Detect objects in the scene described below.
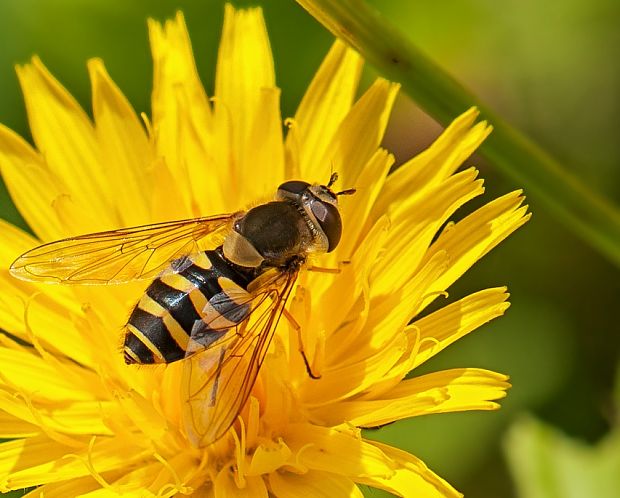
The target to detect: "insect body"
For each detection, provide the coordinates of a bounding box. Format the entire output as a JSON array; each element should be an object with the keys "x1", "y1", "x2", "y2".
[
  {"x1": 123, "y1": 247, "x2": 256, "y2": 365},
  {"x1": 10, "y1": 174, "x2": 354, "y2": 446}
]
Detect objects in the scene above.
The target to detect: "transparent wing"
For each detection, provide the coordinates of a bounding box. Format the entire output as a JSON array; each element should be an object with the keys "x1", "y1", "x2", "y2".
[
  {"x1": 9, "y1": 214, "x2": 238, "y2": 284},
  {"x1": 182, "y1": 268, "x2": 299, "y2": 448}
]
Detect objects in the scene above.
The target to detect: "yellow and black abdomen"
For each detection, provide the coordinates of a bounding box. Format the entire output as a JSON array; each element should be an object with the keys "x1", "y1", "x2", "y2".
[{"x1": 123, "y1": 248, "x2": 256, "y2": 364}]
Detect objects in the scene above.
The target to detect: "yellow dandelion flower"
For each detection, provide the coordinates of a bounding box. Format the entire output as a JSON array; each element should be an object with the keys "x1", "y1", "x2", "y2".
[{"x1": 0, "y1": 6, "x2": 530, "y2": 498}]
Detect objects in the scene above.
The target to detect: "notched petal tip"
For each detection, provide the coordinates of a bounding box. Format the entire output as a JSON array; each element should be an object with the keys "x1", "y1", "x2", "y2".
[
  {"x1": 444, "y1": 106, "x2": 481, "y2": 134},
  {"x1": 86, "y1": 57, "x2": 105, "y2": 76}
]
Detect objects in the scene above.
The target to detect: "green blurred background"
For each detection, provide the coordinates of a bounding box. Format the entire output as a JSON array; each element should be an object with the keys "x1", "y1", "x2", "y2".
[{"x1": 0, "y1": 1, "x2": 618, "y2": 497}]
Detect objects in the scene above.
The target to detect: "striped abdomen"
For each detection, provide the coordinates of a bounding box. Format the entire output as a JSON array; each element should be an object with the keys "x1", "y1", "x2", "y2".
[{"x1": 124, "y1": 248, "x2": 257, "y2": 364}]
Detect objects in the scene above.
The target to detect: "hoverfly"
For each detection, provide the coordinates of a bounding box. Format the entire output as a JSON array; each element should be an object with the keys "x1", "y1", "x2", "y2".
[{"x1": 10, "y1": 173, "x2": 355, "y2": 447}]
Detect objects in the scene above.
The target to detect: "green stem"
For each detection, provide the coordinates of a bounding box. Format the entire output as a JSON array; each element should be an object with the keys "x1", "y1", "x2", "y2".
[{"x1": 297, "y1": 0, "x2": 620, "y2": 267}]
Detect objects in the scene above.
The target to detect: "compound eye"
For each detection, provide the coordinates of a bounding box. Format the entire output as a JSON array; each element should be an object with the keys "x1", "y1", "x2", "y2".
[
  {"x1": 278, "y1": 180, "x2": 310, "y2": 195},
  {"x1": 311, "y1": 201, "x2": 342, "y2": 252}
]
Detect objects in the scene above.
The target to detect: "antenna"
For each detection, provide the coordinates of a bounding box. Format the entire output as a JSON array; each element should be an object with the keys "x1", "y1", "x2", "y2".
[
  {"x1": 327, "y1": 171, "x2": 338, "y2": 188},
  {"x1": 336, "y1": 188, "x2": 356, "y2": 196}
]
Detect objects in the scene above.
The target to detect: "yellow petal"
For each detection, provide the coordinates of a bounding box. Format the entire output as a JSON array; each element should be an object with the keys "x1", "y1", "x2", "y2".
[
  {"x1": 215, "y1": 5, "x2": 275, "y2": 190},
  {"x1": 27, "y1": 457, "x2": 197, "y2": 497},
  {"x1": 70, "y1": 456, "x2": 197, "y2": 497},
  {"x1": 410, "y1": 287, "x2": 511, "y2": 369},
  {"x1": 216, "y1": 5, "x2": 275, "y2": 114},
  {"x1": 0, "y1": 223, "x2": 124, "y2": 370},
  {"x1": 309, "y1": 216, "x2": 389, "y2": 363},
  {"x1": 88, "y1": 58, "x2": 153, "y2": 226},
  {"x1": 372, "y1": 107, "x2": 491, "y2": 218},
  {"x1": 317, "y1": 368, "x2": 509, "y2": 427},
  {"x1": 0, "y1": 437, "x2": 150, "y2": 489},
  {"x1": 387, "y1": 368, "x2": 509, "y2": 411},
  {"x1": 269, "y1": 470, "x2": 363, "y2": 498},
  {"x1": 301, "y1": 252, "x2": 448, "y2": 409},
  {"x1": 357, "y1": 441, "x2": 462, "y2": 498},
  {"x1": 305, "y1": 214, "x2": 388, "y2": 344},
  {"x1": 149, "y1": 157, "x2": 193, "y2": 221},
  {"x1": 316, "y1": 79, "x2": 399, "y2": 187},
  {"x1": 214, "y1": 467, "x2": 267, "y2": 498},
  {"x1": 336, "y1": 148, "x2": 394, "y2": 259},
  {"x1": 0, "y1": 219, "x2": 38, "y2": 265},
  {"x1": 418, "y1": 191, "x2": 530, "y2": 312},
  {"x1": 16, "y1": 57, "x2": 118, "y2": 231},
  {"x1": 366, "y1": 251, "x2": 449, "y2": 348},
  {"x1": 22, "y1": 475, "x2": 105, "y2": 497},
  {"x1": 302, "y1": 148, "x2": 394, "y2": 329},
  {"x1": 0, "y1": 436, "x2": 78, "y2": 491},
  {"x1": 0, "y1": 348, "x2": 105, "y2": 402},
  {"x1": 284, "y1": 424, "x2": 395, "y2": 479},
  {"x1": 370, "y1": 167, "x2": 484, "y2": 295},
  {"x1": 371, "y1": 287, "x2": 511, "y2": 393},
  {"x1": 301, "y1": 330, "x2": 405, "y2": 407},
  {"x1": 241, "y1": 87, "x2": 285, "y2": 203},
  {"x1": 246, "y1": 438, "x2": 292, "y2": 476},
  {"x1": 0, "y1": 411, "x2": 39, "y2": 438},
  {"x1": 286, "y1": 40, "x2": 362, "y2": 179},
  {"x1": 187, "y1": 485, "x2": 215, "y2": 498},
  {"x1": 118, "y1": 453, "x2": 198, "y2": 497},
  {"x1": 0, "y1": 392, "x2": 114, "y2": 437},
  {"x1": 112, "y1": 389, "x2": 171, "y2": 443},
  {"x1": 0, "y1": 281, "x2": 97, "y2": 369},
  {"x1": 0, "y1": 125, "x2": 66, "y2": 240},
  {"x1": 149, "y1": 13, "x2": 219, "y2": 216},
  {"x1": 0, "y1": 224, "x2": 125, "y2": 372},
  {"x1": 83, "y1": 488, "x2": 157, "y2": 498}
]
